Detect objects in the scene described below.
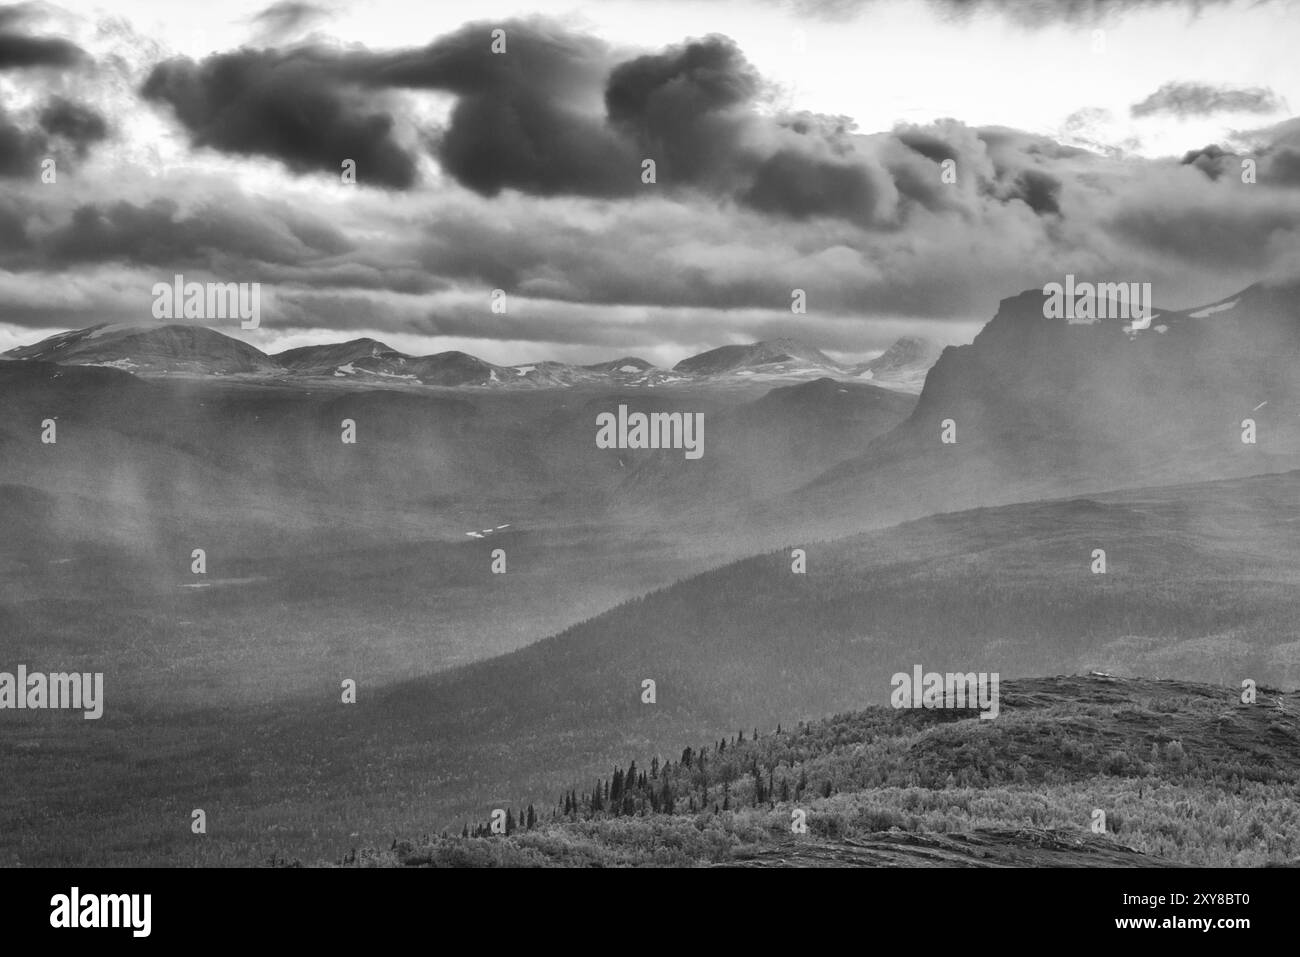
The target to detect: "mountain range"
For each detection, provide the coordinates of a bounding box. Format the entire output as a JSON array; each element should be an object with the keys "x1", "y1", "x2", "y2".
[{"x1": 4, "y1": 325, "x2": 942, "y2": 393}]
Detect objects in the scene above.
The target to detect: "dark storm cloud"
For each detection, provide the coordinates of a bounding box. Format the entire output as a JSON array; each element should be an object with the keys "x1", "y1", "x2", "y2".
[
  {"x1": 38, "y1": 97, "x2": 107, "y2": 155},
  {"x1": 1180, "y1": 143, "x2": 1234, "y2": 179},
  {"x1": 0, "y1": 31, "x2": 86, "y2": 69},
  {"x1": 0, "y1": 111, "x2": 44, "y2": 176},
  {"x1": 140, "y1": 23, "x2": 909, "y2": 221},
  {"x1": 1132, "y1": 82, "x2": 1285, "y2": 119},
  {"x1": 141, "y1": 49, "x2": 420, "y2": 189},
  {"x1": 1181, "y1": 121, "x2": 1300, "y2": 187},
  {"x1": 0, "y1": 3, "x2": 89, "y2": 69},
  {"x1": 376, "y1": 19, "x2": 635, "y2": 197},
  {"x1": 744, "y1": 150, "x2": 889, "y2": 220},
  {"x1": 0, "y1": 95, "x2": 107, "y2": 176},
  {"x1": 1111, "y1": 198, "x2": 1300, "y2": 268},
  {"x1": 140, "y1": 19, "x2": 632, "y2": 194},
  {"x1": 604, "y1": 32, "x2": 760, "y2": 187},
  {"x1": 35, "y1": 197, "x2": 352, "y2": 269},
  {"x1": 1004, "y1": 168, "x2": 1062, "y2": 215}
]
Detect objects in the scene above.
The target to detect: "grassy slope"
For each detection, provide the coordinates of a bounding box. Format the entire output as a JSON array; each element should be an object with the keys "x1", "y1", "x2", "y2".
[{"x1": 363, "y1": 675, "x2": 1300, "y2": 868}]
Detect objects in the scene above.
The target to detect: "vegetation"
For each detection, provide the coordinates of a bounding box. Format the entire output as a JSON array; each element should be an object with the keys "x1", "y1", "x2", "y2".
[{"x1": 338, "y1": 676, "x2": 1300, "y2": 867}]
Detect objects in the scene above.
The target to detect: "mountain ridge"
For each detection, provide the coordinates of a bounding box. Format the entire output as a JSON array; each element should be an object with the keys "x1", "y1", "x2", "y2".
[{"x1": 3, "y1": 325, "x2": 941, "y2": 392}]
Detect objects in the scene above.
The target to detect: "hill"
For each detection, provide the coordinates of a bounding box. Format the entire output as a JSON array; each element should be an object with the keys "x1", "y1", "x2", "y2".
[
  {"x1": 848, "y1": 335, "x2": 944, "y2": 393},
  {"x1": 613, "y1": 376, "x2": 916, "y2": 502},
  {"x1": 341, "y1": 675, "x2": 1300, "y2": 867},
  {"x1": 6, "y1": 323, "x2": 278, "y2": 374},
  {"x1": 673, "y1": 337, "x2": 842, "y2": 377}
]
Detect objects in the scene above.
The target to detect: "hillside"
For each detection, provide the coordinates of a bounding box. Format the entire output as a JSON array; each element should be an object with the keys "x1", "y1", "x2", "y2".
[
  {"x1": 745, "y1": 279, "x2": 1300, "y2": 544},
  {"x1": 849, "y1": 335, "x2": 944, "y2": 393},
  {"x1": 613, "y1": 376, "x2": 917, "y2": 502},
  {"x1": 338, "y1": 675, "x2": 1300, "y2": 867},
  {"x1": 673, "y1": 337, "x2": 841, "y2": 376},
  {"x1": 6, "y1": 323, "x2": 279, "y2": 374}
]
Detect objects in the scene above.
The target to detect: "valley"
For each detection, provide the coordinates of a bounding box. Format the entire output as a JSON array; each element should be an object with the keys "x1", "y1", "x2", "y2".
[{"x1": 3, "y1": 281, "x2": 1300, "y2": 867}]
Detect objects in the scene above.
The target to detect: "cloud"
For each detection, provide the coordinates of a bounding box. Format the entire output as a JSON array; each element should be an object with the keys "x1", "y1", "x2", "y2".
[
  {"x1": 141, "y1": 49, "x2": 420, "y2": 189},
  {"x1": 0, "y1": 4, "x2": 90, "y2": 70},
  {"x1": 38, "y1": 96, "x2": 107, "y2": 155},
  {"x1": 249, "y1": 2, "x2": 331, "y2": 44},
  {"x1": 2, "y1": 16, "x2": 1298, "y2": 359},
  {"x1": 781, "y1": 0, "x2": 1259, "y2": 25},
  {"x1": 0, "y1": 110, "x2": 44, "y2": 176},
  {"x1": 136, "y1": 23, "x2": 1068, "y2": 228},
  {"x1": 1181, "y1": 120, "x2": 1300, "y2": 187},
  {"x1": 1131, "y1": 81, "x2": 1286, "y2": 119},
  {"x1": 0, "y1": 94, "x2": 107, "y2": 176},
  {"x1": 31, "y1": 195, "x2": 352, "y2": 270}
]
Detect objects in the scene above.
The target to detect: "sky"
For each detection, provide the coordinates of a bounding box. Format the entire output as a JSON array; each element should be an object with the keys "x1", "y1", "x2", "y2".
[{"x1": 0, "y1": 0, "x2": 1298, "y2": 365}]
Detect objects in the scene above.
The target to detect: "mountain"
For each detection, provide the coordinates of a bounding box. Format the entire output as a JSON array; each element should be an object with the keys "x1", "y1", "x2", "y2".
[
  {"x1": 673, "y1": 337, "x2": 842, "y2": 377},
  {"x1": 757, "y1": 280, "x2": 1300, "y2": 544},
  {"x1": 4, "y1": 326, "x2": 929, "y2": 393},
  {"x1": 273, "y1": 337, "x2": 404, "y2": 373},
  {"x1": 613, "y1": 377, "x2": 916, "y2": 502},
  {"x1": 361, "y1": 675, "x2": 1297, "y2": 867},
  {"x1": 849, "y1": 335, "x2": 944, "y2": 392},
  {"x1": 5, "y1": 322, "x2": 278, "y2": 374}
]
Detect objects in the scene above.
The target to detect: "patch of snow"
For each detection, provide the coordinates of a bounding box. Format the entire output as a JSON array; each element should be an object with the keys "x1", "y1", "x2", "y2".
[
  {"x1": 733, "y1": 369, "x2": 754, "y2": 376},
  {"x1": 90, "y1": 358, "x2": 139, "y2": 370},
  {"x1": 514, "y1": 365, "x2": 535, "y2": 375},
  {"x1": 466, "y1": 531, "x2": 484, "y2": 538},
  {"x1": 495, "y1": 524, "x2": 510, "y2": 529},
  {"x1": 618, "y1": 365, "x2": 640, "y2": 373},
  {"x1": 1188, "y1": 298, "x2": 1238, "y2": 319},
  {"x1": 335, "y1": 362, "x2": 357, "y2": 375},
  {"x1": 1154, "y1": 324, "x2": 1169, "y2": 334}
]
